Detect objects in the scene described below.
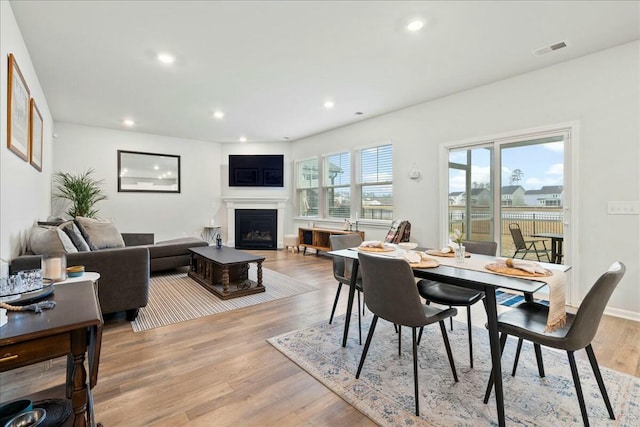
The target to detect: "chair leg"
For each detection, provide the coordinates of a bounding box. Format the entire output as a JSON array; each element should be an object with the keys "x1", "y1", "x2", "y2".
[
  {"x1": 356, "y1": 315, "x2": 379, "y2": 379},
  {"x1": 467, "y1": 306, "x2": 474, "y2": 368},
  {"x1": 512, "y1": 338, "x2": 524, "y2": 376},
  {"x1": 567, "y1": 351, "x2": 590, "y2": 427},
  {"x1": 329, "y1": 282, "x2": 342, "y2": 324},
  {"x1": 398, "y1": 325, "x2": 402, "y2": 356},
  {"x1": 449, "y1": 306, "x2": 453, "y2": 331},
  {"x1": 438, "y1": 320, "x2": 458, "y2": 382},
  {"x1": 483, "y1": 332, "x2": 508, "y2": 404},
  {"x1": 417, "y1": 326, "x2": 424, "y2": 345},
  {"x1": 412, "y1": 327, "x2": 420, "y2": 416},
  {"x1": 357, "y1": 290, "x2": 362, "y2": 345},
  {"x1": 534, "y1": 343, "x2": 546, "y2": 377},
  {"x1": 585, "y1": 344, "x2": 615, "y2": 420}
]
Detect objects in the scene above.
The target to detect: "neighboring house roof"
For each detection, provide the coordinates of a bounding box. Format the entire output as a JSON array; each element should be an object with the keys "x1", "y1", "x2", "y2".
[
  {"x1": 525, "y1": 185, "x2": 564, "y2": 195},
  {"x1": 501, "y1": 185, "x2": 524, "y2": 195},
  {"x1": 449, "y1": 191, "x2": 464, "y2": 196}
]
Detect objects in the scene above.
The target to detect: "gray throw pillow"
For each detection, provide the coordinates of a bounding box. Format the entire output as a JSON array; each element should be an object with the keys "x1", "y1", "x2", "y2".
[
  {"x1": 75, "y1": 216, "x2": 125, "y2": 249},
  {"x1": 29, "y1": 225, "x2": 79, "y2": 255},
  {"x1": 60, "y1": 221, "x2": 91, "y2": 252}
]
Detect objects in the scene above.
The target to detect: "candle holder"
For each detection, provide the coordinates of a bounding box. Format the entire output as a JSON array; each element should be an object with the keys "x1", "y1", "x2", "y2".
[{"x1": 43, "y1": 252, "x2": 67, "y2": 282}]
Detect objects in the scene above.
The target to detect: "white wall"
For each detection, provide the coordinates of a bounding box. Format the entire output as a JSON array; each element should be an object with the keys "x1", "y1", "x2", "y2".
[
  {"x1": 0, "y1": 1, "x2": 54, "y2": 259},
  {"x1": 292, "y1": 41, "x2": 640, "y2": 318},
  {"x1": 52, "y1": 122, "x2": 223, "y2": 242}
]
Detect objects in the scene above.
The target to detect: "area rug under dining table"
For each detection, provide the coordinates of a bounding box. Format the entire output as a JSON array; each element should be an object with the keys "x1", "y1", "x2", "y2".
[
  {"x1": 268, "y1": 313, "x2": 639, "y2": 426},
  {"x1": 131, "y1": 267, "x2": 319, "y2": 332}
]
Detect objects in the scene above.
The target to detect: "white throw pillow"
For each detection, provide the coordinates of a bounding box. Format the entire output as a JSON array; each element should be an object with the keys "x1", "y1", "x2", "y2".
[{"x1": 29, "y1": 225, "x2": 79, "y2": 255}]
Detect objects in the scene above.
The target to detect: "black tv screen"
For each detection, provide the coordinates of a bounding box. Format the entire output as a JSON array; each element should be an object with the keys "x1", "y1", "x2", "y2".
[{"x1": 229, "y1": 154, "x2": 284, "y2": 187}]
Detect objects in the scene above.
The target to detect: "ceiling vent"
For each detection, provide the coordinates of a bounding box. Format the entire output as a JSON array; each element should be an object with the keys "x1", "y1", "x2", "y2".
[{"x1": 532, "y1": 41, "x2": 568, "y2": 56}]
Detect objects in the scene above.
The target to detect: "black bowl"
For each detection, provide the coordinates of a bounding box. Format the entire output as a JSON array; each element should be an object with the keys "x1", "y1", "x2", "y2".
[
  {"x1": 0, "y1": 400, "x2": 32, "y2": 426},
  {"x1": 3, "y1": 408, "x2": 46, "y2": 427}
]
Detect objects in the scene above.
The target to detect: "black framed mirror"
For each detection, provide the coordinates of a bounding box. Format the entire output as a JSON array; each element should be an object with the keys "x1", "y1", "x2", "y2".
[{"x1": 118, "y1": 150, "x2": 181, "y2": 193}]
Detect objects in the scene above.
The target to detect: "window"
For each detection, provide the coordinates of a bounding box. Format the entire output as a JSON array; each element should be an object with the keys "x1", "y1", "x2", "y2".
[
  {"x1": 296, "y1": 158, "x2": 319, "y2": 217},
  {"x1": 324, "y1": 152, "x2": 351, "y2": 218},
  {"x1": 359, "y1": 144, "x2": 392, "y2": 220}
]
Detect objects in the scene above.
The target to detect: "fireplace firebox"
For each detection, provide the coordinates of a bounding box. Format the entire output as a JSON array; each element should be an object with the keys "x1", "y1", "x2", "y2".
[{"x1": 235, "y1": 209, "x2": 277, "y2": 250}]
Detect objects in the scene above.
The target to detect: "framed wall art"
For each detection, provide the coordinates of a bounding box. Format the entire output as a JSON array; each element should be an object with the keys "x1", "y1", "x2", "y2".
[
  {"x1": 117, "y1": 150, "x2": 181, "y2": 193},
  {"x1": 7, "y1": 53, "x2": 31, "y2": 161},
  {"x1": 30, "y1": 99, "x2": 43, "y2": 171}
]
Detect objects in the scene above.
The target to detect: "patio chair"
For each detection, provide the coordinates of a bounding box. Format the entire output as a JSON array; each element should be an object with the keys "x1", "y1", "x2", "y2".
[
  {"x1": 483, "y1": 262, "x2": 625, "y2": 426},
  {"x1": 509, "y1": 223, "x2": 550, "y2": 262}
]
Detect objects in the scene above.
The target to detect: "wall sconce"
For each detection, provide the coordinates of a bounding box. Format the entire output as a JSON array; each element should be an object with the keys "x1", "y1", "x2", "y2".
[{"x1": 408, "y1": 163, "x2": 421, "y2": 180}]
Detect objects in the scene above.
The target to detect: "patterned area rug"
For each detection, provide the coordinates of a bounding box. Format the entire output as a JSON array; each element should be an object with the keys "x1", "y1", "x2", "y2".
[
  {"x1": 268, "y1": 314, "x2": 640, "y2": 426},
  {"x1": 131, "y1": 267, "x2": 318, "y2": 332}
]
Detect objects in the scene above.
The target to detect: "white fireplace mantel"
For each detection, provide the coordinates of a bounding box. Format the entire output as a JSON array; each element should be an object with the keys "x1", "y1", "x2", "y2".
[{"x1": 223, "y1": 197, "x2": 288, "y2": 248}]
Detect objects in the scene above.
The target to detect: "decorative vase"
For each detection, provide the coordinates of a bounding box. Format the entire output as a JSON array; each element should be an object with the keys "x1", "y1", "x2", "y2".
[{"x1": 455, "y1": 245, "x2": 465, "y2": 263}]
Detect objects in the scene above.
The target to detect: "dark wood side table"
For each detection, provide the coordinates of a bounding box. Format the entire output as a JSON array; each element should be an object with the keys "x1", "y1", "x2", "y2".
[{"x1": 0, "y1": 281, "x2": 103, "y2": 427}]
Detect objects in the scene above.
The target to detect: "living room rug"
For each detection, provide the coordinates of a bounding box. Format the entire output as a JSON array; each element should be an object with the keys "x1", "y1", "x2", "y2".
[
  {"x1": 268, "y1": 314, "x2": 639, "y2": 426},
  {"x1": 131, "y1": 267, "x2": 318, "y2": 332}
]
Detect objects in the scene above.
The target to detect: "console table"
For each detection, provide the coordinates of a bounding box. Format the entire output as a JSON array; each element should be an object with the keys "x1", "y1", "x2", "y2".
[
  {"x1": 298, "y1": 227, "x2": 365, "y2": 255},
  {"x1": 0, "y1": 281, "x2": 103, "y2": 426}
]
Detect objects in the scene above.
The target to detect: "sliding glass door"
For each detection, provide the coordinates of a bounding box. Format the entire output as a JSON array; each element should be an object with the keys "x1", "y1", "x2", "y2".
[{"x1": 446, "y1": 129, "x2": 569, "y2": 263}]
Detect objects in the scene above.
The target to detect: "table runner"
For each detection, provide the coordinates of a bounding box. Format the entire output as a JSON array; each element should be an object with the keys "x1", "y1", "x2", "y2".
[{"x1": 426, "y1": 254, "x2": 567, "y2": 332}]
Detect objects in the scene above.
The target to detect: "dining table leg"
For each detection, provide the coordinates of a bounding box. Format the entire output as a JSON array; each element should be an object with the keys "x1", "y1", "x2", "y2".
[
  {"x1": 342, "y1": 259, "x2": 359, "y2": 347},
  {"x1": 484, "y1": 287, "x2": 506, "y2": 427}
]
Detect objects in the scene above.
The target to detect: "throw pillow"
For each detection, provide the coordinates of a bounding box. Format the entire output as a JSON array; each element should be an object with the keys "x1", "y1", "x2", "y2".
[
  {"x1": 75, "y1": 216, "x2": 125, "y2": 249},
  {"x1": 60, "y1": 221, "x2": 91, "y2": 252},
  {"x1": 29, "y1": 225, "x2": 79, "y2": 255},
  {"x1": 74, "y1": 220, "x2": 99, "y2": 250}
]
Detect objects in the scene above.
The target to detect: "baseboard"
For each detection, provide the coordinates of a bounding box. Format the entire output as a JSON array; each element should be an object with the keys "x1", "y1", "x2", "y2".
[{"x1": 603, "y1": 306, "x2": 640, "y2": 322}]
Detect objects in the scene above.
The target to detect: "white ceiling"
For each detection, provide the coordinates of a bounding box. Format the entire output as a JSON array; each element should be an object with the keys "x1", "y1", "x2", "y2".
[{"x1": 9, "y1": 1, "x2": 639, "y2": 144}]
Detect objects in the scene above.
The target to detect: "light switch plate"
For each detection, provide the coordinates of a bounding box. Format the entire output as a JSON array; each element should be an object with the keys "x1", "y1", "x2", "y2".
[{"x1": 607, "y1": 201, "x2": 640, "y2": 215}]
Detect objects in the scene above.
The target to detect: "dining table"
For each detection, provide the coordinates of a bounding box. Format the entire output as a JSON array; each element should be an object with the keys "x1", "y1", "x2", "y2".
[
  {"x1": 532, "y1": 232, "x2": 564, "y2": 264},
  {"x1": 327, "y1": 246, "x2": 570, "y2": 427}
]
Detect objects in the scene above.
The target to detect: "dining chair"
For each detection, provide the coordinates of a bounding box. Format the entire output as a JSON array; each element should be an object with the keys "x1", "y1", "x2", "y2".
[
  {"x1": 329, "y1": 234, "x2": 364, "y2": 344},
  {"x1": 484, "y1": 262, "x2": 626, "y2": 427},
  {"x1": 509, "y1": 223, "x2": 550, "y2": 262},
  {"x1": 356, "y1": 252, "x2": 458, "y2": 416},
  {"x1": 417, "y1": 240, "x2": 497, "y2": 368}
]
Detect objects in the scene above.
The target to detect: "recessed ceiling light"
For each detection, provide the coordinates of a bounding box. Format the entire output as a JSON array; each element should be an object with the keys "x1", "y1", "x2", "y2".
[
  {"x1": 122, "y1": 119, "x2": 135, "y2": 127},
  {"x1": 283, "y1": 137, "x2": 290, "y2": 140},
  {"x1": 157, "y1": 52, "x2": 175, "y2": 64},
  {"x1": 239, "y1": 136, "x2": 247, "y2": 142},
  {"x1": 324, "y1": 101, "x2": 335, "y2": 109},
  {"x1": 213, "y1": 111, "x2": 225, "y2": 119},
  {"x1": 407, "y1": 20, "x2": 424, "y2": 32},
  {"x1": 355, "y1": 112, "x2": 364, "y2": 115}
]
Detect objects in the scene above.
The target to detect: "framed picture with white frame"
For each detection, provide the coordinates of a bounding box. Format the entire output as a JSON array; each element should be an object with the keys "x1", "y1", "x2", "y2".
[{"x1": 30, "y1": 99, "x2": 43, "y2": 171}]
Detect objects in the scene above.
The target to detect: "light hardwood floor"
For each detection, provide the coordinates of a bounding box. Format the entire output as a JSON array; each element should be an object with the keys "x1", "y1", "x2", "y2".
[{"x1": 1, "y1": 249, "x2": 638, "y2": 426}]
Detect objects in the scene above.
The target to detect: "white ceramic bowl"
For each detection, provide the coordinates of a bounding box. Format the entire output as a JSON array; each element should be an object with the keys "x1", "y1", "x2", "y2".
[{"x1": 397, "y1": 242, "x2": 418, "y2": 251}]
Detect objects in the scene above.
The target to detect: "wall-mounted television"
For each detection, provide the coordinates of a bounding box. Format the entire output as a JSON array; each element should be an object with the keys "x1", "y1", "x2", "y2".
[{"x1": 229, "y1": 154, "x2": 284, "y2": 187}]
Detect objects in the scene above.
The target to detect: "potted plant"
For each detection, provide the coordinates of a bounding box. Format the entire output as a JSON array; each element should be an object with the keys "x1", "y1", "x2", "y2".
[{"x1": 52, "y1": 169, "x2": 107, "y2": 218}]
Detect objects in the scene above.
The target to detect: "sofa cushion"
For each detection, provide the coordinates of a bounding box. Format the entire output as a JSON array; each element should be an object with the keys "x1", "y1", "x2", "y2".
[
  {"x1": 75, "y1": 216, "x2": 125, "y2": 249},
  {"x1": 29, "y1": 225, "x2": 79, "y2": 255},
  {"x1": 60, "y1": 221, "x2": 91, "y2": 252},
  {"x1": 148, "y1": 237, "x2": 208, "y2": 259}
]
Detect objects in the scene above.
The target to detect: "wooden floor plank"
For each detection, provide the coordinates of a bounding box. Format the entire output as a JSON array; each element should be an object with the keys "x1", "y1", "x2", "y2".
[{"x1": 1, "y1": 249, "x2": 637, "y2": 426}]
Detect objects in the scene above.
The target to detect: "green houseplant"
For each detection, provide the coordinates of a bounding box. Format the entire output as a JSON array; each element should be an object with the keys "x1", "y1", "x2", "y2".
[{"x1": 53, "y1": 169, "x2": 107, "y2": 218}]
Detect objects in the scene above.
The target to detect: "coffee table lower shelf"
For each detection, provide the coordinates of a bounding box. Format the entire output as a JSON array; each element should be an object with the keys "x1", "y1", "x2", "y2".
[{"x1": 188, "y1": 270, "x2": 265, "y2": 300}]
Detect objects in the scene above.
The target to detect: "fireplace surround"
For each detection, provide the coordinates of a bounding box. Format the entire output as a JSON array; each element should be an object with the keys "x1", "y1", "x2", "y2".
[{"x1": 223, "y1": 197, "x2": 287, "y2": 249}]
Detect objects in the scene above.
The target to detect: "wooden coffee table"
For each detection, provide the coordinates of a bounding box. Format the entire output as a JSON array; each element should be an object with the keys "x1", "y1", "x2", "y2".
[{"x1": 188, "y1": 246, "x2": 266, "y2": 300}]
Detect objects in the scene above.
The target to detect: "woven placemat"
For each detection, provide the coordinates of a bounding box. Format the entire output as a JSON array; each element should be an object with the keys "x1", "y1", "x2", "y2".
[
  {"x1": 410, "y1": 258, "x2": 440, "y2": 268},
  {"x1": 425, "y1": 249, "x2": 470, "y2": 258},
  {"x1": 485, "y1": 263, "x2": 552, "y2": 277},
  {"x1": 357, "y1": 246, "x2": 395, "y2": 252}
]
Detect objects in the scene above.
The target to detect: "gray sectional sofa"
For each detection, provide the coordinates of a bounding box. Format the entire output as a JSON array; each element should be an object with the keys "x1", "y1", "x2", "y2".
[{"x1": 10, "y1": 232, "x2": 208, "y2": 320}]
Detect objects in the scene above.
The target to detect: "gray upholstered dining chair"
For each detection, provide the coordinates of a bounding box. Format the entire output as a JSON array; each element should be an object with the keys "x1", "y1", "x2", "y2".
[
  {"x1": 417, "y1": 240, "x2": 497, "y2": 368},
  {"x1": 329, "y1": 234, "x2": 364, "y2": 344},
  {"x1": 355, "y1": 252, "x2": 458, "y2": 416},
  {"x1": 484, "y1": 262, "x2": 625, "y2": 427}
]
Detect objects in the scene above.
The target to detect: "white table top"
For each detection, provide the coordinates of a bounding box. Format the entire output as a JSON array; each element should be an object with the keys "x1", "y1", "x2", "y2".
[{"x1": 56, "y1": 271, "x2": 101, "y2": 285}]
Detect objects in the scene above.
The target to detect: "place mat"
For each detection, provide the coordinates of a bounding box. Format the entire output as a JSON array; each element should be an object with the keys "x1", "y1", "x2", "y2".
[
  {"x1": 485, "y1": 262, "x2": 553, "y2": 277},
  {"x1": 357, "y1": 245, "x2": 395, "y2": 252},
  {"x1": 425, "y1": 249, "x2": 470, "y2": 258},
  {"x1": 409, "y1": 258, "x2": 440, "y2": 268}
]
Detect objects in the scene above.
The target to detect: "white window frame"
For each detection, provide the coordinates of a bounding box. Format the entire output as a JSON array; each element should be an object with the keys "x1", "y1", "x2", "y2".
[
  {"x1": 323, "y1": 151, "x2": 352, "y2": 219},
  {"x1": 295, "y1": 156, "x2": 320, "y2": 218},
  {"x1": 356, "y1": 142, "x2": 393, "y2": 222}
]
